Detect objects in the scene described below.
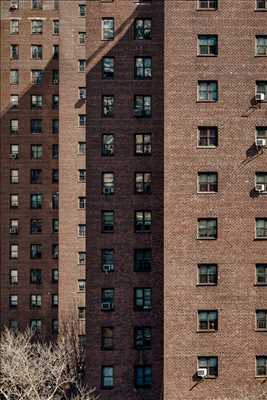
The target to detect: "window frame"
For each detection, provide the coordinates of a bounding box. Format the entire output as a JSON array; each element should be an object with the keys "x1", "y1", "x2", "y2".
[
  {"x1": 197, "y1": 218, "x2": 217, "y2": 240},
  {"x1": 197, "y1": 80, "x2": 218, "y2": 102},
  {"x1": 197, "y1": 34, "x2": 218, "y2": 56}
]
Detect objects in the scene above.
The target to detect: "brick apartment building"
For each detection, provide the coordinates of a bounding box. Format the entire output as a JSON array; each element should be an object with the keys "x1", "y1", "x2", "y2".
[{"x1": 1, "y1": 0, "x2": 267, "y2": 399}]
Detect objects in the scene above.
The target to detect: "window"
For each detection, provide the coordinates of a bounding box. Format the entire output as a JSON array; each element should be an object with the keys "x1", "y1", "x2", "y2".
[
  {"x1": 198, "y1": 35, "x2": 218, "y2": 56},
  {"x1": 31, "y1": 20, "x2": 43, "y2": 34},
  {"x1": 198, "y1": 264, "x2": 217, "y2": 285},
  {"x1": 52, "y1": 45, "x2": 59, "y2": 59},
  {"x1": 256, "y1": 264, "x2": 267, "y2": 285},
  {"x1": 79, "y1": 31, "x2": 86, "y2": 44},
  {"x1": 31, "y1": 144, "x2": 42, "y2": 159},
  {"x1": 198, "y1": 81, "x2": 218, "y2": 102},
  {"x1": 10, "y1": 69, "x2": 19, "y2": 85},
  {"x1": 101, "y1": 366, "x2": 114, "y2": 389},
  {"x1": 102, "y1": 249, "x2": 114, "y2": 271},
  {"x1": 256, "y1": 81, "x2": 267, "y2": 101},
  {"x1": 134, "y1": 288, "x2": 152, "y2": 310},
  {"x1": 50, "y1": 192, "x2": 58, "y2": 207},
  {"x1": 10, "y1": 269, "x2": 18, "y2": 284},
  {"x1": 78, "y1": 224, "x2": 86, "y2": 237},
  {"x1": 135, "y1": 172, "x2": 151, "y2": 193},
  {"x1": 79, "y1": 87, "x2": 86, "y2": 100},
  {"x1": 10, "y1": 194, "x2": 19, "y2": 208},
  {"x1": 256, "y1": 218, "x2": 267, "y2": 239},
  {"x1": 9, "y1": 219, "x2": 19, "y2": 235},
  {"x1": 31, "y1": 169, "x2": 42, "y2": 184},
  {"x1": 256, "y1": 36, "x2": 267, "y2": 56},
  {"x1": 102, "y1": 211, "x2": 114, "y2": 232},
  {"x1": 10, "y1": 94, "x2": 19, "y2": 109},
  {"x1": 135, "y1": 366, "x2": 152, "y2": 388},
  {"x1": 256, "y1": 356, "x2": 267, "y2": 376},
  {"x1": 52, "y1": 269, "x2": 59, "y2": 283},
  {"x1": 256, "y1": 173, "x2": 267, "y2": 192},
  {"x1": 52, "y1": 294, "x2": 58, "y2": 307},
  {"x1": 10, "y1": 44, "x2": 19, "y2": 60},
  {"x1": 135, "y1": 57, "x2": 152, "y2": 79},
  {"x1": 31, "y1": 193, "x2": 42, "y2": 209},
  {"x1": 31, "y1": 70, "x2": 44, "y2": 85},
  {"x1": 102, "y1": 134, "x2": 114, "y2": 156},
  {"x1": 10, "y1": 244, "x2": 18, "y2": 259},
  {"x1": 135, "y1": 133, "x2": 152, "y2": 155},
  {"x1": 10, "y1": 295, "x2": 18, "y2": 308},
  {"x1": 102, "y1": 173, "x2": 115, "y2": 195},
  {"x1": 78, "y1": 280, "x2": 86, "y2": 292},
  {"x1": 198, "y1": 310, "x2": 218, "y2": 331},
  {"x1": 198, "y1": 127, "x2": 218, "y2": 147},
  {"x1": 10, "y1": 119, "x2": 19, "y2": 135},
  {"x1": 79, "y1": 115, "x2": 86, "y2": 127},
  {"x1": 30, "y1": 269, "x2": 42, "y2": 284},
  {"x1": 31, "y1": 244, "x2": 42, "y2": 259},
  {"x1": 79, "y1": 4, "x2": 86, "y2": 17},
  {"x1": 102, "y1": 96, "x2": 115, "y2": 117},
  {"x1": 134, "y1": 95, "x2": 152, "y2": 117},
  {"x1": 198, "y1": 218, "x2": 217, "y2": 239},
  {"x1": 102, "y1": 327, "x2": 113, "y2": 350},
  {"x1": 52, "y1": 144, "x2": 59, "y2": 159},
  {"x1": 52, "y1": 219, "x2": 59, "y2": 233},
  {"x1": 198, "y1": 172, "x2": 218, "y2": 193},
  {"x1": 256, "y1": 310, "x2": 267, "y2": 329},
  {"x1": 134, "y1": 327, "x2": 152, "y2": 349},
  {"x1": 78, "y1": 196, "x2": 86, "y2": 209},
  {"x1": 52, "y1": 169, "x2": 59, "y2": 183},
  {"x1": 53, "y1": 20, "x2": 59, "y2": 35},
  {"x1": 102, "y1": 18, "x2": 114, "y2": 40},
  {"x1": 10, "y1": 20, "x2": 19, "y2": 34},
  {"x1": 101, "y1": 288, "x2": 114, "y2": 310},
  {"x1": 78, "y1": 141, "x2": 86, "y2": 154},
  {"x1": 52, "y1": 244, "x2": 59, "y2": 259},
  {"x1": 135, "y1": 211, "x2": 152, "y2": 232},
  {"x1": 32, "y1": 0, "x2": 42, "y2": 9},
  {"x1": 10, "y1": 169, "x2": 19, "y2": 184},
  {"x1": 78, "y1": 251, "x2": 86, "y2": 265},
  {"x1": 102, "y1": 57, "x2": 115, "y2": 79},
  {"x1": 79, "y1": 59, "x2": 86, "y2": 72},
  {"x1": 30, "y1": 319, "x2": 42, "y2": 334},
  {"x1": 198, "y1": 357, "x2": 218, "y2": 377},
  {"x1": 52, "y1": 119, "x2": 59, "y2": 134},
  {"x1": 30, "y1": 219, "x2": 42, "y2": 234},
  {"x1": 30, "y1": 294, "x2": 42, "y2": 308},
  {"x1": 52, "y1": 319, "x2": 58, "y2": 334},
  {"x1": 10, "y1": 320, "x2": 18, "y2": 334},
  {"x1": 256, "y1": 0, "x2": 267, "y2": 10},
  {"x1": 31, "y1": 119, "x2": 42, "y2": 134},
  {"x1": 10, "y1": 144, "x2": 19, "y2": 157},
  {"x1": 31, "y1": 45, "x2": 42, "y2": 60},
  {"x1": 78, "y1": 169, "x2": 86, "y2": 182},
  {"x1": 52, "y1": 95, "x2": 59, "y2": 109},
  {"x1": 197, "y1": 0, "x2": 218, "y2": 9},
  {"x1": 134, "y1": 249, "x2": 152, "y2": 272},
  {"x1": 52, "y1": 70, "x2": 59, "y2": 85},
  {"x1": 134, "y1": 18, "x2": 152, "y2": 40},
  {"x1": 31, "y1": 95, "x2": 43, "y2": 109}
]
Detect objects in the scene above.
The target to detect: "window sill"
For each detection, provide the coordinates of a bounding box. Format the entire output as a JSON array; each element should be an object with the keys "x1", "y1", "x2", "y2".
[
  {"x1": 197, "y1": 237, "x2": 217, "y2": 240},
  {"x1": 197, "y1": 191, "x2": 218, "y2": 194},
  {"x1": 255, "y1": 237, "x2": 267, "y2": 240},
  {"x1": 255, "y1": 329, "x2": 267, "y2": 332},
  {"x1": 196, "y1": 100, "x2": 218, "y2": 103},
  {"x1": 196, "y1": 283, "x2": 217, "y2": 287},
  {"x1": 197, "y1": 145, "x2": 218, "y2": 149},
  {"x1": 254, "y1": 283, "x2": 267, "y2": 286},
  {"x1": 197, "y1": 329, "x2": 217, "y2": 333},
  {"x1": 197, "y1": 54, "x2": 218, "y2": 57},
  {"x1": 196, "y1": 8, "x2": 218, "y2": 11},
  {"x1": 255, "y1": 9, "x2": 267, "y2": 11},
  {"x1": 255, "y1": 55, "x2": 267, "y2": 57}
]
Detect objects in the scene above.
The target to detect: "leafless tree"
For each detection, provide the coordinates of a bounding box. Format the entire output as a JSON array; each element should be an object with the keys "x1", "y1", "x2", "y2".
[{"x1": 0, "y1": 319, "x2": 98, "y2": 400}]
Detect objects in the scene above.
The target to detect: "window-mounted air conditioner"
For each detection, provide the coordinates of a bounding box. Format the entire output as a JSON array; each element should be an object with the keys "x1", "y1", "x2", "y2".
[
  {"x1": 101, "y1": 302, "x2": 113, "y2": 311},
  {"x1": 197, "y1": 368, "x2": 208, "y2": 378},
  {"x1": 255, "y1": 184, "x2": 265, "y2": 192},
  {"x1": 255, "y1": 93, "x2": 265, "y2": 102},
  {"x1": 103, "y1": 264, "x2": 114, "y2": 273},
  {"x1": 256, "y1": 138, "x2": 266, "y2": 147}
]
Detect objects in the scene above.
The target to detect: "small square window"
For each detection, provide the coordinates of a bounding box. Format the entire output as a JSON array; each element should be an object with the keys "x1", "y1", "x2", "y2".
[
  {"x1": 256, "y1": 218, "x2": 267, "y2": 239},
  {"x1": 134, "y1": 366, "x2": 152, "y2": 388},
  {"x1": 79, "y1": 87, "x2": 86, "y2": 100},
  {"x1": 31, "y1": 144, "x2": 42, "y2": 159},
  {"x1": 10, "y1": 44, "x2": 19, "y2": 60},
  {"x1": 198, "y1": 310, "x2": 218, "y2": 331},
  {"x1": 198, "y1": 127, "x2": 218, "y2": 147},
  {"x1": 30, "y1": 319, "x2": 42, "y2": 334},
  {"x1": 31, "y1": 119, "x2": 42, "y2": 134},
  {"x1": 101, "y1": 288, "x2": 114, "y2": 311},
  {"x1": 134, "y1": 18, "x2": 152, "y2": 40},
  {"x1": 256, "y1": 0, "x2": 267, "y2": 10},
  {"x1": 198, "y1": 81, "x2": 218, "y2": 102},
  {"x1": 78, "y1": 251, "x2": 86, "y2": 265},
  {"x1": 102, "y1": 249, "x2": 114, "y2": 272},
  {"x1": 78, "y1": 141, "x2": 86, "y2": 154},
  {"x1": 102, "y1": 18, "x2": 114, "y2": 40},
  {"x1": 256, "y1": 356, "x2": 267, "y2": 376},
  {"x1": 32, "y1": 0, "x2": 42, "y2": 9},
  {"x1": 31, "y1": 94, "x2": 43, "y2": 109},
  {"x1": 30, "y1": 269, "x2": 42, "y2": 284},
  {"x1": 10, "y1": 269, "x2": 18, "y2": 284},
  {"x1": 256, "y1": 36, "x2": 267, "y2": 56},
  {"x1": 10, "y1": 20, "x2": 19, "y2": 34},
  {"x1": 31, "y1": 193, "x2": 42, "y2": 209},
  {"x1": 78, "y1": 169, "x2": 86, "y2": 182},
  {"x1": 135, "y1": 57, "x2": 152, "y2": 79},
  {"x1": 10, "y1": 194, "x2": 19, "y2": 208},
  {"x1": 10, "y1": 69, "x2": 19, "y2": 85},
  {"x1": 31, "y1": 169, "x2": 42, "y2": 184},
  {"x1": 256, "y1": 81, "x2": 267, "y2": 101},
  {"x1": 102, "y1": 57, "x2": 115, "y2": 79},
  {"x1": 135, "y1": 211, "x2": 152, "y2": 232},
  {"x1": 135, "y1": 133, "x2": 152, "y2": 155},
  {"x1": 134, "y1": 288, "x2": 152, "y2": 311},
  {"x1": 197, "y1": 0, "x2": 218, "y2": 10},
  {"x1": 78, "y1": 224, "x2": 86, "y2": 237},
  {"x1": 79, "y1": 59, "x2": 86, "y2": 72},
  {"x1": 134, "y1": 249, "x2": 152, "y2": 272},
  {"x1": 102, "y1": 172, "x2": 115, "y2": 195},
  {"x1": 134, "y1": 95, "x2": 152, "y2": 117},
  {"x1": 198, "y1": 218, "x2": 217, "y2": 239},
  {"x1": 198, "y1": 264, "x2": 217, "y2": 285},
  {"x1": 10, "y1": 244, "x2": 18, "y2": 259},
  {"x1": 79, "y1": 4, "x2": 86, "y2": 17},
  {"x1": 198, "y1": 35, "x2": 218, "y2": 56},
  {"x1": 10, "y1": 169, "x2": 19, "y2": 184},
  {"x1": 10, "y1": 294, "x2": 18, "y2": 308},
  {"x1": 31, "y1": 243, "x2": 42, "y2": 259},
  {"x1": 30, "y1": 218, "x2": 42, "y2": 234},
  {"x1": 198, "y1": 356, "x2": 218, "y2": 377},
  {"x1": 10, "y1": 94, "x2": 19, "y2": 109},
  {"x1": 102, "y1": 96, "x2": 115, "y2": 117},
  {"x1": 102, "y1": 211, "x2": 114, "y2": 232},
  {"x1": 135, "y1": 172, "x2": 151, "y2": 194},
  {"x1": 79, "y1": 31, "x2": 86, "y2": 44},
  {"x1": 256, "y1": 310, "x2": 267, "y2": 330},
  {"x1": 256, "y1": 264, "x2": 267, "y2": 285},
  {"x1": 31, "y1": 70, "x2": 44, "y2": 85},
  {"x1": 31, "y1": 20, "x2": 43, "y2": 34},
  {"x1": 101, "y1": 366, "x2": 114, "y2": 389},
  {"x1": 79, "y1": 115, "x2": 87, "y2": 127},
  {"x1": 10, "y1": 119, "x2": 19, "y2": 135},
  {"x1": 30, "y1": 294, "x2": 42, "y2": 308},
  {"x1": 134, "y1": 327, "x2": 152, "y2": 350},
  {"x1": 31, "y1": 45, "x2": 42, "y2": 60},
  {"x1": 78, "y1": 196, "x2": 86, "y2": 209},
  {"x1": 198, "y1": 172, "x2": 218, "y2": 193},
  {"x1": 102, "y1": 327, "x2": 114, "y2": 350}
]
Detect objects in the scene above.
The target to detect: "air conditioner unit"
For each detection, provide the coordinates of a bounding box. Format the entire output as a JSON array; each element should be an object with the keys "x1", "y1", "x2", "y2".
[
  {"x1": 10, "y1": 4, "x2": 18, "y2": 10},
  {"x1": 103, "y1": 187, "x2": 113, "y2": 195},
  {"x1": 256, "y1": 138, "x2": 266, "y2": 147},
  {"x1": 255, "y1": 184, "x2": 265, "y2": 192},
  {"x1": 103, "y1": 264, "x2": 114, "y2": 273},
  {"x1": 10, "y1": 153, "x2": 18, "y2": 159},
  {"x1": 197, "y1": 368, "x2": 208, "y2": 378},
  {"x1": 101, "y1": 302, "x2": 113, "y2": 311},
  {"x1": 9, "y1": 227, "x2": 18, "y2": 234},
  {"x1": 255, "y1": 93, "x2": 265, "y2": 102}
]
